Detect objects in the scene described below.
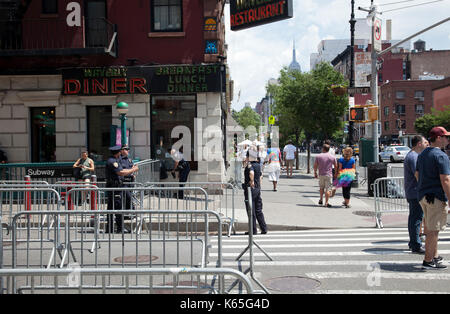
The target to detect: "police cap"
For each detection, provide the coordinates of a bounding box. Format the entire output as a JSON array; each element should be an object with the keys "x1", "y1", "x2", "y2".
[
  {"x1": 109, "y1": 145, "x2": 122, "y2": 153},
  {"x1": 121, "y1": 144, "x2": 130, "y2": 150}
]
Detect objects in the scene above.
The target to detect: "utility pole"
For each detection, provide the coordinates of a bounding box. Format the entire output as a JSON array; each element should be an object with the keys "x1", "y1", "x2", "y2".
[
  {"x1": 348, "y1": 0, "x2": 356, "y2": 146},
  {"x1": 370, "y1": 2, "x2": 379, "y2": 163}
]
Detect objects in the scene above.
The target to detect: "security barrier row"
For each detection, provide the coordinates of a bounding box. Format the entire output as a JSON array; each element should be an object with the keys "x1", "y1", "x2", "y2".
[
  {"x1": 373, "y1": 176, "x2": 407, "y2": 229},
  {"x1": 0, "y1": 267, "x2": 254, "y2": 294},
  {"x1": 0, "y1": 179, "x2": 256, "y2": 294}
]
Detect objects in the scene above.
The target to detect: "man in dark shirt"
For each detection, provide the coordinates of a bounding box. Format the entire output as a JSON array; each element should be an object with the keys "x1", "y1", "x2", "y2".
[
  {"x1": 403, "y1": 135, "x2": 428, "y2": 253},
  {"x1": 105, "y1": 146, "x2": 138, "y2": 233},
  {"x1": 415, "y1": 127, "x2": 450, "y2": 269},
  {"x1": 243, "y1": 146, "x2": 267, "y2": 235},
  {"x1": 120, "y1": 145, "x2": 138, "y2": 211}
]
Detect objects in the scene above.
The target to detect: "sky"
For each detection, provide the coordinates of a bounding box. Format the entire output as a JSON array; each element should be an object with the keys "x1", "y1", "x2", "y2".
[{"x1": 224, "y1": 0, "x2": 450, "y2": 111}]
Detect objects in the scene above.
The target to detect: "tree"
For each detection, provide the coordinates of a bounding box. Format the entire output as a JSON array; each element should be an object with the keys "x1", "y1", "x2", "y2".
[
  {"x1": 272, "y1": 62, "x2": 348, "y2": 172},
  {"x1": 233, "y1": 106, "x2": 262, "y2": 132},
  {"x1": 415, "y1": 106, "x2": 450, "y2": 137}
]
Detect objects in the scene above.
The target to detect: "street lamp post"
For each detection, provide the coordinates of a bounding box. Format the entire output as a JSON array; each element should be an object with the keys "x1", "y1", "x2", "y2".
[{"x1": 116, "y1": 102, "x2": 129, "y2": 146}]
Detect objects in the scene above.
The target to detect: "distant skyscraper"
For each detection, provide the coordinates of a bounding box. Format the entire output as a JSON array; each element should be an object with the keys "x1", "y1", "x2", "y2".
[{"x1": 289, "y1": 40, "x2": 301, "y2": 72}]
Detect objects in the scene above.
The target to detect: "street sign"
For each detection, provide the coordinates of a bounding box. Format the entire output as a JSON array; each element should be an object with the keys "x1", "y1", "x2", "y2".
[
  {"x1": 269, "y1": 115, "x2": 275, "y2": 125},
  {"x1": 347, "y1": 87, "x2": 371, "y2": 94},
  {"x1": 373, "y1": 17, "x2": 382, "y2": 52}
]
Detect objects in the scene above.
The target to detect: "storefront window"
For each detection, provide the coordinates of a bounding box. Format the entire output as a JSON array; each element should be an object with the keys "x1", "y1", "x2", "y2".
[
  {"x1": 87, "y1": 106, "x2": 112, "y2": 161},
  {"x1": 151, "y1": 95, "x2": 196, "y2": 170},
  {"x1": 31, "y1": 107, "x2": 56, "y2": 162}
]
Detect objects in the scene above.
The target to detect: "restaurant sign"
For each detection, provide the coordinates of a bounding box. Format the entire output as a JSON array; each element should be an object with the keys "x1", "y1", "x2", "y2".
[
  {"x1": 230, "y1": 0, "x2": 293, "y2": 31},
  {"x1": 62, "y1": 65, "x2": 226, "y2": 95}
]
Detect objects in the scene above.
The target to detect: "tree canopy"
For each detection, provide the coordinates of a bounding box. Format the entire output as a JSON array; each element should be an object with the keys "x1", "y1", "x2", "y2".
[
  {"x1": 271, "y1": 62, "x2": 348, "y2": 143},
  {"x1": 415, "y1": 106, "x2": 450, "y2": 137}
]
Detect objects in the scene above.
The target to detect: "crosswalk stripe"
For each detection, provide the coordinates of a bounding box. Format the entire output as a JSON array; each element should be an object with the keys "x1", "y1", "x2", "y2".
[
  {"x1": 213, "y1": 236, "x2": 446, "y2": 243},
  {"x1": 211, "y1": 250, "x2": 450, "y2": 257},
  {"x1": 215, "y1": 242, "x2": 439, "y2": 249},
  {"x1": 306, "y1": 272, "x2": 450, "y2": 280},
  {"x1": 220, "y1": 260, "x2": 426, "y2": 266},
  {"x1": 218, "y1": 231, "x2": 450, "y2": 239},
  {"x1": 313, "y1": 290, "x2": 443, "y2": 294}
]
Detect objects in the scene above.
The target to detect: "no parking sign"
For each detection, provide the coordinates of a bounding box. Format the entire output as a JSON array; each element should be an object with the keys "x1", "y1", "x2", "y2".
[{"x1": 374, "y1": 17, "x2": 382, "y2": 52}]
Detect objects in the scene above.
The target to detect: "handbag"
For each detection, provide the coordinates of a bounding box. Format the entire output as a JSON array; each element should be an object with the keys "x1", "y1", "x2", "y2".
[{"x1": 73, "y1": 167, "x2": 82, "y2": 180}]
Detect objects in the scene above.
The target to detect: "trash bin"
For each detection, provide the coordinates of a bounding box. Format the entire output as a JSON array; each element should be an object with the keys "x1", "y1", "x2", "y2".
[{"x1": 367, "y1": 162, "x2": 387, "y2": 197}]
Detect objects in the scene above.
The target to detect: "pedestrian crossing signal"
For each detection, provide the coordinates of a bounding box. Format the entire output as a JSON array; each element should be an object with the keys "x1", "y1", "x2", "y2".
[{"x1": 349, "y1": 107, "x2": 364, "y2": 121}]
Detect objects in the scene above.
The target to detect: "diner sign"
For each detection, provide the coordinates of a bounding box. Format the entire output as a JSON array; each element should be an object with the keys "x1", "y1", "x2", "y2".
[
  {"x1": 230, "y1": 0, "x2": 293, "y2": 31},
  {"x1": 62, "y1": 65, "x2": 225, "y2": 95}
]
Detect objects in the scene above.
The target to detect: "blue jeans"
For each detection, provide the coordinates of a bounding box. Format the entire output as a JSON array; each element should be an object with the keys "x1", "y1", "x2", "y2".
[{"x1": 407, "y1": 198, "x2": 424, "y2": 251}]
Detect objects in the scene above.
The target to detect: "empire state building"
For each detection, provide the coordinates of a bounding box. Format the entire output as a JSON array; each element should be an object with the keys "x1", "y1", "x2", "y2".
[{"x1": 289, "y1": 40, "x2": 301, "y2": 72}]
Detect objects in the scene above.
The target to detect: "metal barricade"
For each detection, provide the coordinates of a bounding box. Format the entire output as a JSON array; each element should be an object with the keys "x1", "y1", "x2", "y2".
[
  {"x1": 373, "y1": 177, "x2": 407, "y2": 228},
  {"x1": 3, "y1": 210, "x2": 233, "y2": 293},
  {"x1": 7, "y1": 208, "x2": 217, "y2": 269},
  {"x1": 0, "y1": 186, "x2": 62, "y2": 268},
  {"x1": 145, "y1": 182, "x2": 237, "y2": 236},
  {"x1": 0, "y1": 186, "x2": 61, "y2": 233},
  {"x1": 0, "y1": 267, "x2": 254, "y2": 294},
  {"x1": 133, "y1": 159, "x2": 160, "y2": 184}
]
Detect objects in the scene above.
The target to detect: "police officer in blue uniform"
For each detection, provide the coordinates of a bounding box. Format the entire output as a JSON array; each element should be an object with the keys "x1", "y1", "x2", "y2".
[
  {"x1": 120, "y1": 144, "x2": 138, "y2": 211},
  {"x1": 243, "y1": 146, "x2": 267, "y2": 235},
  {"x1": 105, "y1": 146, "x2": 138, "y2": 233}
]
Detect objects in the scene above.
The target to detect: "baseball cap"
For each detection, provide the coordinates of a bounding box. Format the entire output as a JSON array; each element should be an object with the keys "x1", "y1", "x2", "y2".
[{"x1": 429, "y1": 126, "x2": 450, "y2": 138}]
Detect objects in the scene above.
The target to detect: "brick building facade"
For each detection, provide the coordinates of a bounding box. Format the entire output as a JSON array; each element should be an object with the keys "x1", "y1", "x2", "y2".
[{"x1": 0, "y1": 0, "x2": 232, "y2": 183}]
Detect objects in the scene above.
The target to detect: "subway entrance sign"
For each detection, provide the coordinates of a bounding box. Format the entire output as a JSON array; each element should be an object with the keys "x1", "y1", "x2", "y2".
[{"x1": 230, "y1": 0, "x2": 294, "y2": 31}]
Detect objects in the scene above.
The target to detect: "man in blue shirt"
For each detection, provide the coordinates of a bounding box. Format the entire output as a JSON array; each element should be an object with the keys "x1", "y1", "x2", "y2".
[
  {"x1": 404, "y1": 135, "x2": 428, "y2": 253},
  {"x1": 415, "y1": 126, "x2": 450, "y2": 269}
]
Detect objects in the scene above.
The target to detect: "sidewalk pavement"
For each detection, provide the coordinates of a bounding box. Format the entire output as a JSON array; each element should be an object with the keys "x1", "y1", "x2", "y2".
[{"x1": 233, "y1": 168, "x2": 410, "y2": 231}]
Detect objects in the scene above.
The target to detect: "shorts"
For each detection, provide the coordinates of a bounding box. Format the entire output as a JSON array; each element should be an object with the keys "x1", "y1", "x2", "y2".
[
  {"x1": 419, "y1": 197, "x2": 448, "y2": 232},
  {"x1": 285, "y1": 159, "x2": 294, "y2": 167},
  {"x1": 268, "y1": 169, "x2": 280, "y2": 182},
  {"x1": 319, "y1": 176, "x2": 332, "y2": 191}
]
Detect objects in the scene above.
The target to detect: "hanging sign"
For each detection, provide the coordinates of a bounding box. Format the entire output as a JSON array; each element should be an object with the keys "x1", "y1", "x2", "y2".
[{"x1": 230, "y1": 0, "x2": 293, "y2": 31}]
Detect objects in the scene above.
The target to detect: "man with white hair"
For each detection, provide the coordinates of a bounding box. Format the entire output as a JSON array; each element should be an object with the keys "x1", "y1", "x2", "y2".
[{"x1": 243, "y1": 145, "x2": 267, "y2": 235}]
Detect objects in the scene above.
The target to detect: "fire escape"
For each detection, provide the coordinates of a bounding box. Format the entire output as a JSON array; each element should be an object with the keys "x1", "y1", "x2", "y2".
[{"x1": 0, "y1": 0, "x2": 117, "y2": 57}]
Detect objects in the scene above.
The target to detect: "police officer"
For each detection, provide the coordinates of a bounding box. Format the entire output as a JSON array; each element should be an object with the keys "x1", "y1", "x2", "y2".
[
  {"x1": 243, "y1": 146, "x2": 267, "y2": 235},
  {"x1": 105, "y1": 146, "x2": 138, "y2": 233},
  {"x1": 120, "y1": 144, "x2": 139, "y2": 213},
  {"x1": 170, "y1": 148, "x2": 190, "y2": 199}
]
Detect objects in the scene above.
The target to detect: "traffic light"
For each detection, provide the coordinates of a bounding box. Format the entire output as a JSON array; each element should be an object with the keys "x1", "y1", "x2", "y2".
[{"x1": 349, "y1": 107, "x2": 364, "y2": 122}]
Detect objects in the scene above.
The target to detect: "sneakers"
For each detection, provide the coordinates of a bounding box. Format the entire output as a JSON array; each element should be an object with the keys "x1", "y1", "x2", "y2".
[{"x1": 422, "y1": 259, "x2": 447, "y2": 270}]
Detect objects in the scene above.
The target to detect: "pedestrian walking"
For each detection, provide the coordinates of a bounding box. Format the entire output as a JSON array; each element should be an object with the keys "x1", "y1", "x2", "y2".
[
  {"x1": 120, "y1": 144, "x2": 139, "y2": 211},
  {"x1": 283, "y1": 140, "x2": 297, "y2": 178},
  {"x1": 333, "y1": 147, "x2": 356, "y2": 208},
  {"x1": 314, "y1": 144, "x2": 337, "y2": 207},
  {"x1": 105, "y1": 145, "x2": 138, "y2": 234},
  {"x1": 243, "y1": 146, "x2": 267, "y2": 235},
  {"x1": 415, "y1": 126, "x2": 450, "y2": 269},
  {"x1": 404, "y1": 135, "x2": 429, "y2": 254},
  {"x1": 257, "y1": 144, "x2": 267, "y2": 180},
  {"x1": 266, "y1": 147, "x2": 281, "y2": 191},
  {"x1": 170, "y1": 148, "x2": 190, "y2": 199},
  {"x1": 73, "y1": 150, "x2": 95, "y2": 204}
]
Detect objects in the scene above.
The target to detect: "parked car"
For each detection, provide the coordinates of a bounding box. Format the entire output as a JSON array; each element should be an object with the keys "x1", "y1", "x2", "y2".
[{"x1": 379, "y1": 145, "x2": 410, "y2": 163}]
